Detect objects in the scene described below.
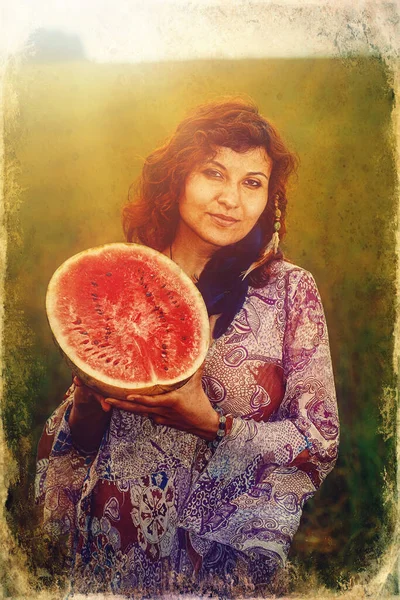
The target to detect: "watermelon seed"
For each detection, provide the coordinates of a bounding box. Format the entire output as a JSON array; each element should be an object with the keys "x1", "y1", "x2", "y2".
[
  {"x1": 99, "y1": 343, "x2": 109, "y2": 348},
  {"x1": 161, "y1": 283, "x2": 166, "y2": 288},
  {"x1": 99, "y1": 353, "x2": 107, "y2": 358},
  {"x1": 162, "y1": 344, "x2": 167, "y2": 349},
  {"x1": 106, "y1": 358, "x2": 112, "y2": 363},
  {"x1": 113, "y1": 359, "x2": 120, "y2": 366},
  {"x1": 181, "y1": 336, "x2": 187, "y2": 341},
  {"x1": 91, "y1": 282, "x2": 98, "y2": 287},
  {"x1": 106, "y1": 272, "x2": 112, "y2": 276},
  {"x1": 93, "y1": 340, "x2": 99, "y2": 345},
  {"x1": 150, "y1": 273, "x2": 154, "y2": 277},
  {"x1": 81, "y1": 339, "x2": 89, "y2": 345},
  {"x1": 80, "y1": 331, "x2": 89, "y2": 335},
  {"x1": 180, "y1": 316, "x2": 185, "y2": 321},
  {"x1": 146, "y1": 292, "x2": 152, "y2": 297},
  {"x1": 161, "y1": 352, "x2": 167, "y2": 358},
  {"x1": 91, "y1": 293, "x2": 98, "y2": 298},
  {"x1": 164, "y1": 366, "x2": 169, "y2": 371},
  {"x1": 73, "y1": 318, "x2": 82, "y2": 325}
]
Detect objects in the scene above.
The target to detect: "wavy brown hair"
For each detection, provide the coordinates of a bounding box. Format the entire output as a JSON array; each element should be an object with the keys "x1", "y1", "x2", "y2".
[{"x1": 122, "y1": 98, "x2": 297, "y2": 280}]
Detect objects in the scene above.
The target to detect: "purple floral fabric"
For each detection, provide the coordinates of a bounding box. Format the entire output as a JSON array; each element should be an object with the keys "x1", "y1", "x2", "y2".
[{"x1": 36, "y1": 261, "x2": 339, "y2": 596}]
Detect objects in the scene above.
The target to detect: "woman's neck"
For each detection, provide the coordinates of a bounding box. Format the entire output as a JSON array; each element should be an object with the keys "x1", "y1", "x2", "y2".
[{"x1": 165, "y1": 226, "x2": 216, "y2": 281}]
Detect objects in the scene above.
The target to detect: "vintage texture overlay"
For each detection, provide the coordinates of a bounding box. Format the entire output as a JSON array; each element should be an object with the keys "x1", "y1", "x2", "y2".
[{"x1": 1, "y1": 2, "x2": 399, "y2": 598}]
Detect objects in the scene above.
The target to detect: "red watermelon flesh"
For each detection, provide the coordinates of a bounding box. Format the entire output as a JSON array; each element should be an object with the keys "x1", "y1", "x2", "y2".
[{"x1": 46, "y1": 244, "x2": 210, "y2": 398}]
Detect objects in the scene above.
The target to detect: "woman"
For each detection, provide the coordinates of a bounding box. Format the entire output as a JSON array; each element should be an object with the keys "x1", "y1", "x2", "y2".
[{"x1": 36, "y1": 99, "x2": 339, "y2": 597}]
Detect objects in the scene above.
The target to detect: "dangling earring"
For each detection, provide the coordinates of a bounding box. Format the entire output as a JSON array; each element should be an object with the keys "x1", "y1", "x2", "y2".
[
  {"x1": 241, "y1": 194, "x2": 281, "y2": 280},
  {"x1": 271, "y1": 193, "x2": 281, "y2": 253}
]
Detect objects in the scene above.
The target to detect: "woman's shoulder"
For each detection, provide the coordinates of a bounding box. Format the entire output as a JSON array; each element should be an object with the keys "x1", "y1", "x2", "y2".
[
  {"x1": 249, "y1": 259, "x2": 318, "y2": 297},
  {"x1": 245, "y1": 259, "x2": 327, "y2": 332},
  {"x1": 272, "y1": 258, "x2": 312, "y2": 278}
]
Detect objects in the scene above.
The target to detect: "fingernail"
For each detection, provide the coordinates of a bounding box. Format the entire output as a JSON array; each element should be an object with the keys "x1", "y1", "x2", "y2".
[{"x1": 126, "y1": 396, "x2": 137, "y2": 401}]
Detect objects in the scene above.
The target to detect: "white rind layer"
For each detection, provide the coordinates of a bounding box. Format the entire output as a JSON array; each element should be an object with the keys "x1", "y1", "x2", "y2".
[{"x1": 46, "y1": 243, "x2": 210, "y2": 398}]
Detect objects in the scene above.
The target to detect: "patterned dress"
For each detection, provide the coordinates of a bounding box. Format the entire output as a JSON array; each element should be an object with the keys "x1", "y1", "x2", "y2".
[{"x1": 36, "y1": 260, "x2": 339, "y2": 597}]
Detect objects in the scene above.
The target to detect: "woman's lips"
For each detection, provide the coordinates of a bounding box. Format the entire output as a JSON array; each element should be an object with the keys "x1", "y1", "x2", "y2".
[{"x1": 209, "y1": 213, "x2": 239, "y2": 227}]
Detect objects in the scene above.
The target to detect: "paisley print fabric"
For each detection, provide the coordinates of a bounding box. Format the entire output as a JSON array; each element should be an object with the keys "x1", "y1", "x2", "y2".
[{"x1": 36, "y1": 261, "x2": 339, "y2": 596}]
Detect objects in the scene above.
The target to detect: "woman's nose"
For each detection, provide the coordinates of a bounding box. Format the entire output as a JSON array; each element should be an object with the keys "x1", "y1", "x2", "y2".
[{"x1": 217, "y1": 183, "x2": 240, "y2": 208}]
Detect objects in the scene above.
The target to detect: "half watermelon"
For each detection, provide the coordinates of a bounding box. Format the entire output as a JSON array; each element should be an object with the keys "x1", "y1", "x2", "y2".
[{"x1": 46, "y1": 243, "x2": 210, "y2": 398}]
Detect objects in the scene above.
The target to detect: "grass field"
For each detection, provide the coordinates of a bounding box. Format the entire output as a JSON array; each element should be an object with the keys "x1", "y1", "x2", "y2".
[{"x1": 3, "y1": 56, "x2": 397, "y2": 596}]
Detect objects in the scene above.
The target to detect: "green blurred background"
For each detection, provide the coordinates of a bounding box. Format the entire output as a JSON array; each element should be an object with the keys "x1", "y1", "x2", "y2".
[{"x1": 3, "y1": 56, "x2": 397, "y2": 594}]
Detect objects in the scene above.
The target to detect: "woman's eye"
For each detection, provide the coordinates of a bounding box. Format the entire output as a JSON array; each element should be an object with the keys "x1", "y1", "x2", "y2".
[
  {"x1": 244, "y1": 178, "x2": 262, "y2": 188},
  {"x1": 203, "y1": 169, "x2": 223, "y2": 179}
]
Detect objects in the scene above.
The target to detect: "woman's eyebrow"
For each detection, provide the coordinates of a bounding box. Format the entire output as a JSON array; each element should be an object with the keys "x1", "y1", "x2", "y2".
[
  {"x1": 206, "y1": 161, "x2": 269, "y2": 180},
  {"x1": 246, "y1": 171, "x2": 269, "y2": 180},
  {"x1": 207, "y1": 160, "x2": 227, "y2": 171}
]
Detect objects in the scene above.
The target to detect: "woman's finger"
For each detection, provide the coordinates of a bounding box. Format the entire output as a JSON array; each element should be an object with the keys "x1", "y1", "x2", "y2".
[
  {"x1": 102, "y1": 398, "x2": 195, "y2": 431},
  {"x1": 99, "y1": 397, "x2": 113, "y2": 412},
  {"x1": 73, "y1": 375, "x2": 84, "y2": 387},
  {"x1": 125, "y1": 394, "x2": 171, "y2": 407},
  {"x1": 105, "y1": 398, "x2": 165, "y2": 414}
]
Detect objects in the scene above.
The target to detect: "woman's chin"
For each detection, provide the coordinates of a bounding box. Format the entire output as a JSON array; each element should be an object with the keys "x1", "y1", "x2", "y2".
[{"x1": 191, "y1": 225, "x2": 249, "y2": 249}]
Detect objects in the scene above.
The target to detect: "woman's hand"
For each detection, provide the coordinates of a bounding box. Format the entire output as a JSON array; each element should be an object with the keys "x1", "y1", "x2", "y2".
[
  {"x1": 104, "y1": 367, "x2": 220, "y2": 441},
  {"x1": 72, "y1": 376, "x2": 112, "y2": 414},
  {"x1": 69, "y1": 376, "x2": 112, "y2": 453}
]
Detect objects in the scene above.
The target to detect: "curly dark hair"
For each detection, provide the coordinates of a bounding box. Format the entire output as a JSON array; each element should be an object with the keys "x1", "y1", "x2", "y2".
[{"x1": 123, "y1": 99, "x2": 296, "y2": 247}]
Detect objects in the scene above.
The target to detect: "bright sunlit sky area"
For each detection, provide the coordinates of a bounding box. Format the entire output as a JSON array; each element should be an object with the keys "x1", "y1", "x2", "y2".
[{"x1": 1, "y1": 0, "x2": 398, "y2": 63}]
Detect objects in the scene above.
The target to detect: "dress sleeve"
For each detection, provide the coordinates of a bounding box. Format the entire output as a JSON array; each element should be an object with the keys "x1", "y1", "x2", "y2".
[
  {"x1": 35, "y1": 384, "x2": 97, "y2": 540},
  {"x1": 178, "y1": 270, "x2": 339, "y2": 585}
]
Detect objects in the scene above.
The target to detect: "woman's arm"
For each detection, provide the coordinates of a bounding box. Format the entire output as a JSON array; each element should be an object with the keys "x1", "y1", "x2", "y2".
[
  {"x1": 104, "y1": 269, "x2": 338, "y2": 475},
  {"x1": 69, "y1": 376, "x2": 112, "y2": 453},
  {"x1": 176, "y1": 269, "x2": 339, "y2": 582},
  {"x1": 104, "y1": 367, "x2": 221, "y2": 440},
  {"x1": 35, "y1": 382, "x2": 108, "y2": 539},
  {"x1": 100, "y1": 268, "x2": 338, "y2": 581},
  {"x1": 36, "y1": 377, "x2": 112, "y2": 507}
]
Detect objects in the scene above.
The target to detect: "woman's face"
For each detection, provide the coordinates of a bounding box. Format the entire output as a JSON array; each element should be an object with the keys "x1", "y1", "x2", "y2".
[{"x1": 178, "y1": 146, "x2": 272, "y2": 250}]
